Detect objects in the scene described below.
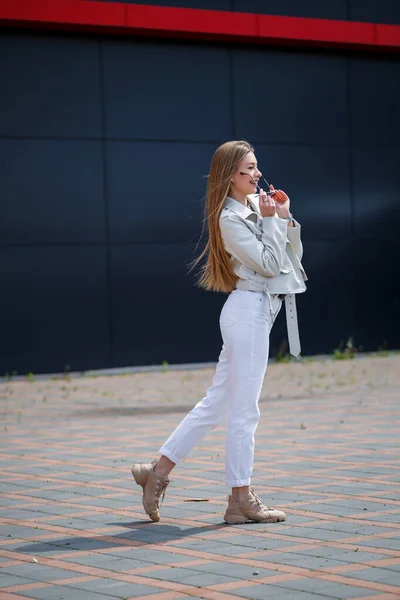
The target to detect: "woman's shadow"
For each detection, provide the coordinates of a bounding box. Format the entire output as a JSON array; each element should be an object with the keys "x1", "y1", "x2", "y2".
[{"x1": 16, "y1": 519, "x2": 232, "y2": 555}]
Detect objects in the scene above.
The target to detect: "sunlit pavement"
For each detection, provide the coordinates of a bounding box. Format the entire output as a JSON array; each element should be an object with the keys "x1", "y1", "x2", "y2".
[{"x1": 1, "y1": 354, "x2": 399, "y2": 600}]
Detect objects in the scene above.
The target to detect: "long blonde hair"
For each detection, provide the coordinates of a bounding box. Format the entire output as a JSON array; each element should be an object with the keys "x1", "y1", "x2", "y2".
[{"x1": 192, "y1": 140, "x2": 254, "y2": 293}]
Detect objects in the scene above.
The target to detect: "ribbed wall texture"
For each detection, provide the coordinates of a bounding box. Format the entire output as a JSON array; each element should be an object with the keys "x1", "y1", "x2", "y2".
[{"x1": 1, "y1": 3, "x2": 400, "y2": 374}]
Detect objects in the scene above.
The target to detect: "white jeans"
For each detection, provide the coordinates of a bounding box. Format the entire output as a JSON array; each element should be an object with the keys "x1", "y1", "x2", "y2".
[{"x1": 159, "y1": 289, "x2": 282, "y2": 487}]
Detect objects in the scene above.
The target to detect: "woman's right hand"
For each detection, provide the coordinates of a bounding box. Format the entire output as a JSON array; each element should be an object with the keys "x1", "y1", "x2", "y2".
[{"x1": 259, "y1": 188, "x2": 276, "y2": 217}]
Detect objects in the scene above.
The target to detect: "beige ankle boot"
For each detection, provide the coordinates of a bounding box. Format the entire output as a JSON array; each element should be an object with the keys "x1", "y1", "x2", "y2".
[
  {"x1": 224, "y1": 489, "x2": 286, "y2": 525},
  {"x1": 131, "y1": 460, "x2": 169, "y2": 522}
]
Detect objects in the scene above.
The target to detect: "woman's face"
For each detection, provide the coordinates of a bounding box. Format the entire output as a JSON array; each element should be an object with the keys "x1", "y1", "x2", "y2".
[{"x1": 230, "y1": 151, "x2": 262, "y2": 199}]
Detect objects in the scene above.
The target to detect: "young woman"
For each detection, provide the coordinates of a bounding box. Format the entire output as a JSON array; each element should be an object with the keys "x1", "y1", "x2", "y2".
[{"x1": 132, "y1": 140, "x2": 307, "y2": 525}]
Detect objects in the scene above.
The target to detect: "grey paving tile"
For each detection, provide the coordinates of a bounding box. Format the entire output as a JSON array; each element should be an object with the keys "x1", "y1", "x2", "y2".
[
  {"x1": 183, "y1": 542, "x2": 264, "y2": 556},
  {"x1": 364, "y1": 513, "x2": 400, "y2": 523},
  {"x1": 144, "y1": 566, "x2": 234, "y2": 586},
  {"x1": 67, "y1": 578, "x2": 163, "y2": 597},
  {"x1": 62, "y1": 555, "x2": 150, "y2": 570},
  {"x1": 72, "y1": 498, "x2": 131, "y2": 508},
  {"x1": 274, "y1": 578, "x2": 382, "y2": 598},
  {"x1": 33, "y1": 518, "x2": 120, "y2": 530},
  {"x1": 343, "y1": 567, "x2": 400, "y2": 584},
  {"x1": 11, "y1": 585, "x2": 130, "y2": 599},
  {"x1": 289, "y1": 547, "x2": 390, "y2": 564},
  {"x1": 224, "y1": 583, "x2": 322, "y2": 599},
  {"x1": 103, "y1": 548, "x2": 191, "y2": 564},
  {"x1": 2, "y1": 357, "x2": 400, "y2": 600},
  {"x1": 356, "y1": 537, "x2": 400, "y2": 550},
  {"x1": 0, "y1": 497, "x2": 30, "y2": 506},
  {"x1": 0, "y1": 525, "x2": 44, "y2": 539},
  {"x1": 381, "y1": 563, "x2": 400, "y2": 572},
  {"x1": 268, "y1": 526, "x2": 351, "y2": 541},
  {"x1": 287, "y1": 503, "x2": 364, "y2": 517},
  {"x1": 184, "y1": 561, "x2": 279, "y2": 579},
  {"x1": 0, "y1": 573, "x2": 39, "y2": 587},
  {"x1": 258, "y1": 551, "x2": 350, "y2": 570},
  {"x1": 59, "y1": 539, "x2": 126, "y2": 552},
  {"x1": 0, "y1": 564, "x2": 83, "y2": 582}
]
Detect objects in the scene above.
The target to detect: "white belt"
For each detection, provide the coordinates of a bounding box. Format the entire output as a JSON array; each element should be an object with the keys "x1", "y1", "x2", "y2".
[
  {"x1": 284, "y1": 294, "x2": 301, "y2": 357},
  {"x1": 235, "y1": 281, "x2": 301, "y2": 357}
]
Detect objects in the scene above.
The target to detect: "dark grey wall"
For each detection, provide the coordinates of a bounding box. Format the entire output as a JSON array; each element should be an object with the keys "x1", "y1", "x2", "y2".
[
  {"x1": 1, "y1": 30, "x2": 399, "y2": 375},
  {"x1": 95, "y1": 0, "x2": 400, "y2": 24}
]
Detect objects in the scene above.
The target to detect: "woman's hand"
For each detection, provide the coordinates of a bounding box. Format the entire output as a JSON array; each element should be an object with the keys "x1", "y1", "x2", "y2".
[
  {"x1": 259, "y1": 188, "x2": 276, "y2": 217},
  {"x1": 270, "y1": 184, "x2": 291, "y2": 219}
]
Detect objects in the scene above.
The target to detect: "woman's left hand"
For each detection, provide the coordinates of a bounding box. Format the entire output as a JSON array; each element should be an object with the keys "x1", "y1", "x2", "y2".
[{"x1": 269, "y1": 184, "x2": 291, "y2": 219}]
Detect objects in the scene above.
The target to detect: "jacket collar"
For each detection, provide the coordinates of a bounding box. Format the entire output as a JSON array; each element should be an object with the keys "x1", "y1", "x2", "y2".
[{"x1": 224, "y1": 195, "x2": 260, "y2": 219}]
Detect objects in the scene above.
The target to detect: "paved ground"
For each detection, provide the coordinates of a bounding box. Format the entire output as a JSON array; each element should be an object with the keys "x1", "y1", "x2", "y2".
[{"x1": 1, "y1": 354, "x2": 400, "y2": 600}]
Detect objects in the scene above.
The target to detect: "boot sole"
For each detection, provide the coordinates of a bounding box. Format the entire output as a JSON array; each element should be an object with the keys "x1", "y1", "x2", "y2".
[
  {"x1": 224, "y1": 515, "x2": 286, "y2": 525},
  {"x1": 131, "y1": 465, "x2": 160, "y2": 523}
]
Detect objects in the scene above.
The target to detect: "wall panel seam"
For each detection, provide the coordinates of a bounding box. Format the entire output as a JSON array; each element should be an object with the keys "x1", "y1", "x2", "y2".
[{"x1": 99, "y1": 40, "x2": 115, "y2": 368}]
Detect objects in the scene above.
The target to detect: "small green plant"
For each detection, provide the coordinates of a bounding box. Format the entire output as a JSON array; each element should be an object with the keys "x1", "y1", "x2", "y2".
[
  {"x1": 161, "y1": 360, "x2": 169, "y2": 372},
  {"x1": 4, "y1": 371, "x2": 18, "y2": 380},
  {"x1": 333, "y1": 336, "x2": 356, "y2": 360},
  {"x1": 376, "y1": 341, "x2": 390, "y2": 357},
  {"x1": 63, "y1": 364, "x2": 71, "y2": 381},
  {"x1": 275, "y1": 340, "x2": 291, "y2": 363},
  {"x1": 27, "y1": 372, "x2": 35, "y2": 383}
]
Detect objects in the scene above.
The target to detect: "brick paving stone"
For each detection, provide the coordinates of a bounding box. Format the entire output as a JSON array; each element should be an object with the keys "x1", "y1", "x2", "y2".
[{"x1": 1, "y1": 354, "x2": 400, "y2": 600}]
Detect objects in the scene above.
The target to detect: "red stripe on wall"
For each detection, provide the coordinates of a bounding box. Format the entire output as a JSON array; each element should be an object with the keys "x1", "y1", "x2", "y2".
[{"x1": 1, "y1": 0, "x2": 400, "y2": 52}]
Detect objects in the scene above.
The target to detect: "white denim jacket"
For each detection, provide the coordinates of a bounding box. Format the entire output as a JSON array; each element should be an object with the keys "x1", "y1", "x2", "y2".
[{"x1": 219, "y1": 195, "x2": 307, "y2": 356}]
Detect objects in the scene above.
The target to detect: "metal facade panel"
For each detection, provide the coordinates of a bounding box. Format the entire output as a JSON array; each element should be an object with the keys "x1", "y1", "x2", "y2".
[
  {"x1": 354, "y1": 239, "x2": 400, "y2": 351},
  {"x1": 295, "y1": 239, "x2": 356, "y2": 355},
  {"x1": 110, "y1": 243, "x2": 223, "y2": 366},
  {"x1": 1, "y1": 139, "x2": 106, "y2": 245},
  {"x1": 350, "y1": 56, "x2": 400, "y2": 144},
  {"x1": 0, "y1": 34, "x2": 102, "y2": 138},
  {"x1": 233, "y1": 0, "x2": 348, "y2": 20},
  {"x1": 233, "y1": 48, "x2": 349, "y2": 145},
  {"x1": 250, "y1": 144, "x2": 352, "y2": 241},
  {"x1": 350, "y1": 0, "x2": 400, "y2": 25},
  {"x1": 352, "y1": 145, "x2": 400, "y2": 240},
  {"x1": 103, "y1": 40, "x2": 232, "y2": 141},
  {"x1": 106, "y1": 141, "x2": 214, "y2": 243},
  {"x1": 0, "y1": 246, "x2": 110, "y2": 374},
  {"x1": 1, "y1": 30, "x2": 400, "y2": 372},
  {"x1": 100, "y1": 0, "x2": 232, "y2": 8}
]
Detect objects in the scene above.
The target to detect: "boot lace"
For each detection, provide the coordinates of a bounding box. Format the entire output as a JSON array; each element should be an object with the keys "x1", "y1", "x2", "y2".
[
  {"x1": 250, "y1": 489, "x2": 271, "y2": 511},
  {"x1": 154, "y1": 478, "x2": 170, "y2": 505}
]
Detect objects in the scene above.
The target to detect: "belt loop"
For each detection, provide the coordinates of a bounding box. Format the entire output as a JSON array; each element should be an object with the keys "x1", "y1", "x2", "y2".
[{"x1": 263, "y1": 285, "x2": 275, "y2": 319}]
